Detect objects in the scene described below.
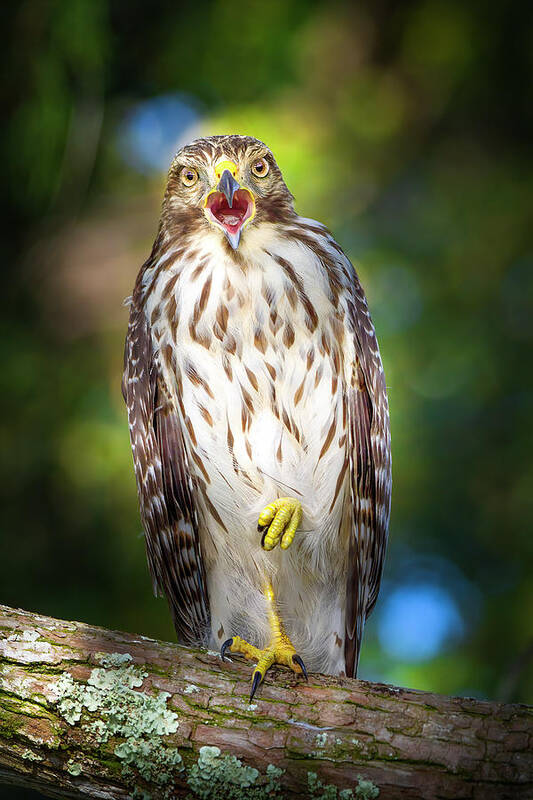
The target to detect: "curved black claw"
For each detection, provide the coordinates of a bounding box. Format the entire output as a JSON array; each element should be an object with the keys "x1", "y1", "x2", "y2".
[
  {"x1": 221, "y1": 638, "x2": 234, "y2": 662},
  {"x1": 292, "y1": 654, "x2": 308, "y2": 681},
  {"x1": 250, "y1": 670, "x2": 262, "y2": 702},
  {"x1": 258, "y1": 524, "x2": 269, "y2": 548}
]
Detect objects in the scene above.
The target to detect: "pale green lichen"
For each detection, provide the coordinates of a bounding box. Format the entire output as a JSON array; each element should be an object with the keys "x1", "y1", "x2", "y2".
[
  {"x1": 183, "y1": 684, "x2": 201, "y2": 694},
  {"x1": 66, "y1": 759, "x2": 82, "y2": 776},
  {"x1": 88, "y1": 719, "x2": 107, "y2": 739},
  {"x1": 116, "y1": 738, "x2": 183, "y2": 785},
  {"x1": 21, "y1": 749, "x2": 43, "y2": 762},
  {"x1": 54, "y1": 655, "x2": 182, "y2": 788},
  {"x1": 264, "y1": 764, "x2": 284, "y2": 795},
  {"x1": 308, "y1": 773, "x2": 337, "y2": 800},
  {"x1": 308, "y1": 771, "x2": 379, "y2": 799},
  {"x1": 95, "y1": 651, "x2": 133, "y2": 667},
  {"x1": 187, "y1": 746, "x2": 284, "y2": 799},
  {"x1": 354, "y1": 778, "x2": 380, "y2": 799},
  {"x1": 315, "y1": 732, "x2": 328, "y2": 747}
]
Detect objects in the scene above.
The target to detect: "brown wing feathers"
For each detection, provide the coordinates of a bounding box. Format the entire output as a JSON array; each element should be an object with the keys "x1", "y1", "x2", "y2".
[
  {"x1": 123, "y1": 283, "x2": 209, "y2": 645},
  {"x1": 344, "y1": 276, "x2": 391, "y2": 677},
  {"x1": 345, "y1": 357, "x2": 375, "y2": 676}
]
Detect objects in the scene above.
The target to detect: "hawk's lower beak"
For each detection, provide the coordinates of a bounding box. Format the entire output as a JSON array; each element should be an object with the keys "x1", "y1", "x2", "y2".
[
  {"x1": 217, "y1": 169, "x2": 240, "y2": 208},
  {"x1": 205, "y1": 170, "x2": 256, "y2": 251}
]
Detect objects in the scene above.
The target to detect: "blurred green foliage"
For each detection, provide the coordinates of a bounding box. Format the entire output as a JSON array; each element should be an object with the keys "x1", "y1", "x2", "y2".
[{"x1": 1, "y1": 11, "x2": 532, "y2": 791}]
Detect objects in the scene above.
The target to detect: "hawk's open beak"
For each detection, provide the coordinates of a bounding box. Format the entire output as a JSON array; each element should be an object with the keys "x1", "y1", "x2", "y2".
[
  {"x1": 204, "y1": 160, "x2": 255, "y2": 250},
  {"x1": 217, "y1": 169, "x2": 240, "y2": 209}
]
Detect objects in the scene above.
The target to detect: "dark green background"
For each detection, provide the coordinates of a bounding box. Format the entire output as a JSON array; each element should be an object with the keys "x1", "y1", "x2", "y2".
[{"x1": 1, "y1": 1, "x2": 532, "y2": 795}]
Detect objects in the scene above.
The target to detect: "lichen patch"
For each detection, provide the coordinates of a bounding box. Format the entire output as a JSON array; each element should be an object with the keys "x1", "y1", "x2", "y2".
[
  {"x1": 53, "y1": 659, "x2": 183, "y2": 789},
  {"x1": 187, "y1": 746, "x2": 284, "y2": 799},
  {"x1": 21, "y1": 748, "x2": 43, "y2": 762},
  {"x1": 66, "y1": 759, "x2": 82, "y2": 776},
  {"x1": 94, "y1": 651, "x2": 133, "y2": 668},
  {"x1": 308, "y1": 770, "x2": 380, "y2": 799}
]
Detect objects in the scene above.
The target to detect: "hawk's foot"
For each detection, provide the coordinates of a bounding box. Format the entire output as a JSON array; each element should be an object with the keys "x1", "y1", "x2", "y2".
[
  {"x1": 258, "y1": 496, "x2": 302, "y2": 551},
  {"x1": 221, "y1": 635, "x2": 307, "y2": 702},
  {"x1": 220, "y1": 579, "x2": 307, "y2": 701}
]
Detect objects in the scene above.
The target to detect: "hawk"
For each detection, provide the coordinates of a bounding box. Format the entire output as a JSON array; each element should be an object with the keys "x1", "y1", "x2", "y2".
[{"x1": 123, "y1": 135, "x2": 391, "y2": 699}]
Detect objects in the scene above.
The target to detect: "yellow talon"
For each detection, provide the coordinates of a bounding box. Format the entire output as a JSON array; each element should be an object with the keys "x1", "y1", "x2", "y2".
[
  {"x1": 221, "y1": 578, "x2": 308, "y2": 701},
  {"x1": 258, "y1": 497, "x2": 302, "y2": 551}
]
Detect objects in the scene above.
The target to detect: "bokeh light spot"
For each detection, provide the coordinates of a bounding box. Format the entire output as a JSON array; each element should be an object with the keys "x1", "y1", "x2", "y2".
[
  {"x1": 378, "y1": 583, "x2": 465, "y2": 662},
  {"x1": 118, "y1": 93, "x2": 202, "y2": 173}
]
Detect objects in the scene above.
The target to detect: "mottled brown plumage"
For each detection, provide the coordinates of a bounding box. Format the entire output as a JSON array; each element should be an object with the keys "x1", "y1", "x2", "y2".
[{"x1": 123, "y1": 134, "x2": 391, "y2": 677}]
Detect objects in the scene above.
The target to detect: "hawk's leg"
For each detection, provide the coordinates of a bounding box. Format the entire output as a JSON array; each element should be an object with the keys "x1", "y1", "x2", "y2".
[
  {"x1": 221, "y1": 497, "x2": 306, "y2": 701},
  {"x1": 221, "y1": 578, "x2": 307, "y2": 701},
  {"x1": 258, "y1": 496, "x2": 302, "y2": 551}
]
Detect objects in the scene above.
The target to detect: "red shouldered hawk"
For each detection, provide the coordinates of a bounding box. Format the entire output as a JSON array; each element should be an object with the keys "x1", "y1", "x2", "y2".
[{"x1": 123, "y1": 135, "x2": 391, "y2": 699}]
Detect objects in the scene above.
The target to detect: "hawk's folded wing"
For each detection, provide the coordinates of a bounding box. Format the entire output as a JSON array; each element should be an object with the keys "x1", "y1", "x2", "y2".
[
  {"x1": 122, "y1": 282, "x2": 210, "y2": 645},
  {"x1": 344, "y1": 267, "x2": 392, "y2": 677}
]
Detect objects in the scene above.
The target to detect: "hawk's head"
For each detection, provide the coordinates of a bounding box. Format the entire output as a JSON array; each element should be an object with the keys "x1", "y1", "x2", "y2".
[{"x1": 164, "y1": 135, "x2": 295, "y2": 250}]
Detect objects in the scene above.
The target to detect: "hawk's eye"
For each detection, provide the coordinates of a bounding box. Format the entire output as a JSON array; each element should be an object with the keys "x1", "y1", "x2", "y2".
[
  {"x1": 180, "y1": 167, "x2": 198, "y2": 187},
  {"x1": 251, "y1": 158, "x2": 269, "y2": 178}
]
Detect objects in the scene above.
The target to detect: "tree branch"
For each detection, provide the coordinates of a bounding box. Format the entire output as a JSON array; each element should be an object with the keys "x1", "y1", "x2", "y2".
[{"x1": 0, "y1": 604, "x2": 531, "y2": 799}]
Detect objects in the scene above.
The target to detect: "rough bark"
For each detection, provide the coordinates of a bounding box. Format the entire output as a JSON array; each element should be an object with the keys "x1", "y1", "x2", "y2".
[{"x1": 0, "y1": 604, "x2": 531, "y2": 800}]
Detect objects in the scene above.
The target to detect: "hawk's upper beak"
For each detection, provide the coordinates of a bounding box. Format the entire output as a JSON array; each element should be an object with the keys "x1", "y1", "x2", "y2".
[
  {"x1": 217, "y1": 169, "x2": 240, "y2": 208},
  {"x1": 204, "y1": 159, "x2": 255, "y2": 250}
]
